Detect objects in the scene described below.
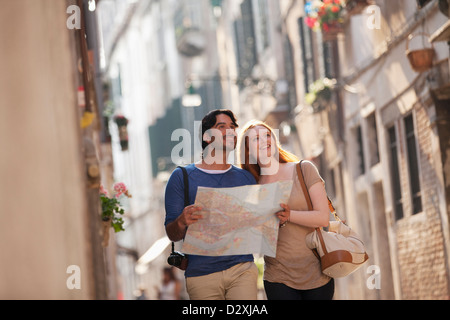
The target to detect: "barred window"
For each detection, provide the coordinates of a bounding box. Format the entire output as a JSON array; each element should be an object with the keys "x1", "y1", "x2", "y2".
[
  {"x1": 388, "y1": 125, "x2": 403, "y2": 221},
  {"x1": 404, "y1": 114, "x2": 422, "y2": 214}
]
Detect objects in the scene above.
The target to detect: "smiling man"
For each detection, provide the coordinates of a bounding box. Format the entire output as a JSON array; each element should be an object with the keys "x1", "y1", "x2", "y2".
[{"x1": 164, "y1": 109, "x2": 258, "y2": 300}]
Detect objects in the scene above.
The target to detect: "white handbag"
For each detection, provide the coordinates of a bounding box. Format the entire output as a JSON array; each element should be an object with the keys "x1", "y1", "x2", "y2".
[{"x1": 297, "y1": 161, "x2": 369, "y2": 278}]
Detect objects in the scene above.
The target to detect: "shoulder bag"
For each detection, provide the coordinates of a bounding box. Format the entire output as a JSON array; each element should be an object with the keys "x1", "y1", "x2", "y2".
[{"x1": 296, "y1": 161, "x2": 369, "y2": 278}]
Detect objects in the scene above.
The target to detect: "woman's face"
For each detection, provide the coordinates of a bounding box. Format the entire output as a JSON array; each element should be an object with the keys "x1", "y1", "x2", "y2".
[{"x1": 247, "y1": 126, "x2": 277, "y2": 165}]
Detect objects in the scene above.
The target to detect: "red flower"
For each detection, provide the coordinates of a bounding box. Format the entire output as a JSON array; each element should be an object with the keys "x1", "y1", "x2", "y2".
[
  {"x1": 318, "y1": 7, "x2": 326, "y2": 16},
  {"x1": 331, "y1": 5, "x2": 340, "y2": 12},
  {"x1": 304, "y1": 0, "x2": 343, "y2": 32}
]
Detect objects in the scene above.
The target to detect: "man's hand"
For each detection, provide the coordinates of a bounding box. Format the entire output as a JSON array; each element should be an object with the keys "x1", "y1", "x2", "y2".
[
  {"x1": 177, "y1": 205, "x2": 203, "y2": 228},
  {"x1": 166, "y1": 205, "x2": 203, "y2": 242}
]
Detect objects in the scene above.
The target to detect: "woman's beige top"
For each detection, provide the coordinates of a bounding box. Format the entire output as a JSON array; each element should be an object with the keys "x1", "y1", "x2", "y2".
[{"x1": 264, "y1": 161, "x2": 331, "y2": 290}]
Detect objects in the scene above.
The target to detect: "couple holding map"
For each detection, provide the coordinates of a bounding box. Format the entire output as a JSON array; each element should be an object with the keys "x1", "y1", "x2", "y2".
[{"x1": 164, "y1": 109, "x2": 334, "y2": 300}]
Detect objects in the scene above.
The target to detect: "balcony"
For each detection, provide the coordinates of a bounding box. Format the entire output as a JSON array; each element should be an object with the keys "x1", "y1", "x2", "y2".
[
  {"x1": 174, "y1": 2, "x2": 206, "y2": 57},
  {"x1": 175, "y1": 27, "x2": 206, "y2": 57},
  {"x1": 429, "y1": 0, "x2": 450, "y2": 100}
]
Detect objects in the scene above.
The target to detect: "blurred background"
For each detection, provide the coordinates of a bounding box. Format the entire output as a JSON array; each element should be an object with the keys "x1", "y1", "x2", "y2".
[{"x1": 1, "y1": 0, "x2": 449, "y2": 300}]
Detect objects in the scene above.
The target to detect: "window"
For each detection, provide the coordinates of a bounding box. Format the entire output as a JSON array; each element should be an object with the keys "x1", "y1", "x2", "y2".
[
  {"x1": 367, "y1": 113, "x2": 380, "y2": 167},
  {"x1": 298, "y1": 17, "x2": 316, "y2": 94},
  {"x1": 356, "y1": 125, "x2": 365, "y2": 176},
  {"x1": 257, "y1": 0, "x2": 270, "y2": 50},
  {"x1": 388, "y1": 125, "x2": 403, "y2": 220},
  {"x1": 404, "y1": 114, "x2": 422, "y2": 214},
  {"x1": 233, "y1": 0, "x2": 257, "y2": 84},
  {"x1": 323, "y1": 41, "x2": 335, "y2": 79}
]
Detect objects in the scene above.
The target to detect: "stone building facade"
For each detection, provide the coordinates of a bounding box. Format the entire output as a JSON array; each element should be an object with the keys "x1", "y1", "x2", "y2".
[{"x1": 280, "y1": 0, "x2": 450, "y2": 299}]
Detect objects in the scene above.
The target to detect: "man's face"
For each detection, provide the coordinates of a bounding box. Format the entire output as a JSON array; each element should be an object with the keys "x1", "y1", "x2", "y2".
[{"x1": 203, "y1": 114, "x2": 237, "y2": 151}]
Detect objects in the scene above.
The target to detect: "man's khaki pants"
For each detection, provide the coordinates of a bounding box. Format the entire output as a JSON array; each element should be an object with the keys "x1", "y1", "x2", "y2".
[{"x1": 186, "y1": 262, "x2": 258, "y2": 300}]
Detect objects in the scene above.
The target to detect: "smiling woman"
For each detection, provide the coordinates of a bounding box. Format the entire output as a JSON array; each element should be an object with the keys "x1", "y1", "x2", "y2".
[{"x1": 237, "y1": 120, "x2": 334, "y2": 300}]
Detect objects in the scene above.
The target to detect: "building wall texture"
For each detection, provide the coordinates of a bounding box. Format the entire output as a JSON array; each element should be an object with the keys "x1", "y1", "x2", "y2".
[
  {"x1": 395, "y1": 100, "x2": 450, "y2": 299},
  {"x1": 0, "y1": 0, "x2": 96, "y2": 299}
]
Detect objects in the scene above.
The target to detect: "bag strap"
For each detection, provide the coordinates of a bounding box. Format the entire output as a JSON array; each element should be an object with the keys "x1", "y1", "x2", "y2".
[
  {"x1": 178, "y1": 166, "x2": 190, "y2": 207},
  {"x1": 296, "y1": 161, "x2": 328, "y2": 255},
  {"x1": 171, "y1": 166, "x2": 189, "y2": 253},
  {"x1": 296, "y1": 161, "x2": 313, "y2": 211},
  {"x1": 296, "y1": 161, "x2": 340, "y2": 221}
]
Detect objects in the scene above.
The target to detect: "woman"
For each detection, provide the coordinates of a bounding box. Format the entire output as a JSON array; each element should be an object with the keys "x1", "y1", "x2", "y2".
[
  {"x1": 158, "y1": 267, "x2": 181, "y2": 300},
  {"x1": 237, "y1": 120, "x2": 334, "y2": 300}
]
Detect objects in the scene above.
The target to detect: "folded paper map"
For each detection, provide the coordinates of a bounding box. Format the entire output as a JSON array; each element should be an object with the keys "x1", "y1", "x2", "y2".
[{"x1": 182, "y1": 181, "x2": 293, "y2": 257}]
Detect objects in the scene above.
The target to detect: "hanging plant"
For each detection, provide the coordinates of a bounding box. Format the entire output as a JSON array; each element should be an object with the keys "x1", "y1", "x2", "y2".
[
  {"x1": 113, "y1": 115, "x2": 129, "y2": 151},
  {"x1": 305, "y1": 78, "x2": 337, "y2": 112},
  {"x1": 100, "y1": 183, "x2": 132, "y2": 246},
  {"x1": 114, "y1": 114, "x2": 129, "y2": 127},
  {"x1": 305, "y1": 0, "x2": 345, "y2": 37},
  {"x1": 406, "y1": 33, "x2": 435, "y2": 73}
]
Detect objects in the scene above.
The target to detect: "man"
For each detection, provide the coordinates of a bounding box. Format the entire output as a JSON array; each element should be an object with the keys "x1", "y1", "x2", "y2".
[{"x1": 164, "y1": 109, "x2": 258, "y2": 300}]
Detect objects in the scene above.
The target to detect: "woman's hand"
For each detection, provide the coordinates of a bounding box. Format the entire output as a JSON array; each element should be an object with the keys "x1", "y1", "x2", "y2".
[{"x1": 276, "y1": 203, "x2": 290, "y2": 226}]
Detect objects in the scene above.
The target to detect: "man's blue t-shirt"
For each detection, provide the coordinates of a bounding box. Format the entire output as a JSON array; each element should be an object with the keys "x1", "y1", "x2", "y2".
[{"x1": 164, "y1": 164, "x2": 257, "y2": 277}]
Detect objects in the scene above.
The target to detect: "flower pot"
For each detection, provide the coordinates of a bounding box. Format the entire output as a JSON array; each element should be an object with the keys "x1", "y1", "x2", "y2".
[
  {"x1": 406, "y1": 33, "x2": 435, "y2": 72},
  {"x1": 118, "y1": 125, "x2": 129, "y2": 151},
  {"x1": 102, "y1": 218, "x2": 111, "y2": 247},
  {"x1": 312, "y1": 97, "x2": 330, "y2": 113},
  {"x1": 322, "y1": 23, "x2": 343, "y2": 41}
]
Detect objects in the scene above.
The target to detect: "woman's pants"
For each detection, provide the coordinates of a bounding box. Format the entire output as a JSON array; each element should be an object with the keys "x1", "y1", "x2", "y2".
[{"x1": 264, "y1": 279, "x2": 334, "y2": 300}]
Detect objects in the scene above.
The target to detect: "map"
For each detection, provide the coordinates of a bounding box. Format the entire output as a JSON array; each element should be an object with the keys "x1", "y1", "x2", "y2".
[{"x1": 182, "y1": 181, "x2": 293, "y2": 257}]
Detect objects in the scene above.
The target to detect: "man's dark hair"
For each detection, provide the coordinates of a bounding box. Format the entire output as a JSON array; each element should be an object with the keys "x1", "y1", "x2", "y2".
[{"x1": 201, "y1": 109, "x2": 238, "y2": 150}]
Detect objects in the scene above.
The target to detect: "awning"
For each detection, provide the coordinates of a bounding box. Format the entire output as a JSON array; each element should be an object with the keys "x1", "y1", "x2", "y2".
[{"x1": 135, "y1": 236, "x2": 171, "y2": 275}]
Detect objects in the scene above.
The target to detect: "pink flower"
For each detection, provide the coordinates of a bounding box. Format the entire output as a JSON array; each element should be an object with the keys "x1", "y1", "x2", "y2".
[
  {"x1": 113, "y1": 182, "x2": 131, "y2": 198},
  {"x1": 100, "y1": 185, "x2": 109, "y2": 197},
  {"x1": 113, "y1": 182, "x2": 126, "y2": 197},
  {"x1": 305, "y1": 17, "x2": 316, "y2": 28}
]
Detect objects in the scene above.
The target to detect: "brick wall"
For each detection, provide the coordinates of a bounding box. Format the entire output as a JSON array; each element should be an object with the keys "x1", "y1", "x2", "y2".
[{"x1": 395, "y1": 103, "x2": 449, "y2": 299}]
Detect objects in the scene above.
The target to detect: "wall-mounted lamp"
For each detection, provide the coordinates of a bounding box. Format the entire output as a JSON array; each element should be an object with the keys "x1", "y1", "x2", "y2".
[
  {"x1": 181, "y1": 83, "x2": 202, "y2": 107},
  {"x1": 88, "y1": 0, "x2": 96, "y2": 12}
]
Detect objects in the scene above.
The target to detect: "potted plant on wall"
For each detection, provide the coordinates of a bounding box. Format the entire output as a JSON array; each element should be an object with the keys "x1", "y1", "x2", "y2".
[
  {"x1": 305, "y1": 78, "x2": 337, "y2": 112},
  {"x1": 114, "y1": 114, "x2": 129, "y2": 151},
  {"x1": 100, "y1": 183, "x2": 132, "y2": 247},
  {"x1": 305, "y1": 0, "x2": 345, "y2": 41}
]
